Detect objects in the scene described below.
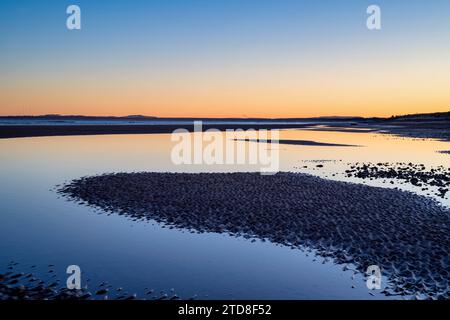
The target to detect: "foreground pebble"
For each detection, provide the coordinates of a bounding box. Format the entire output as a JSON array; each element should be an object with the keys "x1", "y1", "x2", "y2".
[
  {"x1": 0, "y1": 263, "x2": 183, "y2": 300},
  {"x1": 344, "y1": 162, "x2": 450, "y2": 198}
]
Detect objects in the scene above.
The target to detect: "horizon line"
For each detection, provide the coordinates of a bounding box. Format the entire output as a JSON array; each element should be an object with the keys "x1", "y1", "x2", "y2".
[{"x1": 0, "y1": 111, "x2": 449, "y2": 120}]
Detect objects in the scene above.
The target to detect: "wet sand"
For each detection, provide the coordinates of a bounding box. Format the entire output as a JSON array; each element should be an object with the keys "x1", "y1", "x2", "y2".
[
  {"x1": 235, "y1": 139, "x2": 360, "y2": 147},
  {"x1": 0, "y1": 262, "x2": 182, "y2": 300},
  {"x1": 309, "y1": 119, "x2": 450, "y2": 142},
  {"x1": 344, "y1": 163, "x2": 450, "y2": 199},
  {"x1": 58, "y1": 172, "x2": 450, "y2": 299},
  {"x1": 0, "y1": 123, "x2": 314, "y2": 139},
  {"x1": 1, "y1": 117, "x2": 448, "y2": 142}
]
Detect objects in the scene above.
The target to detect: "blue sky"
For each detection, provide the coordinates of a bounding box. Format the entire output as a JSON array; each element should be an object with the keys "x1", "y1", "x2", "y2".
[{"x1": 1, "y1": 0, "x2": 449, "y2": 117}]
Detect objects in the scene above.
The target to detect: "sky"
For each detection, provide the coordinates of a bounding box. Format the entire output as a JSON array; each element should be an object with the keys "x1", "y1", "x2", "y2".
[{"x1": 1, "y1": 0, "x2": 449, "y2": 118}]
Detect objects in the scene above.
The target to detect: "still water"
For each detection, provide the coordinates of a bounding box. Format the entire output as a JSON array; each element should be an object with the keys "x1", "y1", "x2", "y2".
[{"x1": 0, "y1": 129, "x2": 448, "y2": 299}]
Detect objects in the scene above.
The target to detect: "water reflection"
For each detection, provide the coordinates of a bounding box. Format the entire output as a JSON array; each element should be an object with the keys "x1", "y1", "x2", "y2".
[{"x1": 0, "y1": 129, "x2": 448, "y2": 299}]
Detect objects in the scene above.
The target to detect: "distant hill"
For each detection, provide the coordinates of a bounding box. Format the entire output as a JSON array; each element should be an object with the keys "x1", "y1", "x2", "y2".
[
  {"x1": 0, "y1": 114, "x2": 159, "y2": 121},
  {"x1": 0, "y1": 112, "x2": 448, "y2": 122},
  {"x1": 0, "y1": 114, "x2": 365, "y2": 122},
  {"x1": 388, "y1": 111, "x2": 450, "y2": 121}
]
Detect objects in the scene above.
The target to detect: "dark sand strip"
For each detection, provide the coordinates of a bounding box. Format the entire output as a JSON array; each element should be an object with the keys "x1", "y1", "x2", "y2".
[
  {"x1": 236, "y1": 139, "x2": 360, "y2": 147},
  {"x1": 58, "y1": 172, "x2": 450, "y2": 299},
  {"x1": 0, "y1": 124, "x2": 314, "y2": 139},
  {"x1": 1, "y1": 119, "x2": 449, "y2": 142}
]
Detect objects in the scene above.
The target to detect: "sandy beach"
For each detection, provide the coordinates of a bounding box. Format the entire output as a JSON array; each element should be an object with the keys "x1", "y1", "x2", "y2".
[
  {"x1": 1, "y1": 112, "x2": 449, "y2": 142},
  {"x1": 2, "y1": 0, "x2": 450, "y2": 308},
  {"x1": 0, "y1": 123, "x2": 313, "y2": 139},
  {"x1": 58, "y1": 172, "x2": 450, "y2": 299},
  {"x1": 1, "y1": 116, "x2": 449, "y2": 300}
]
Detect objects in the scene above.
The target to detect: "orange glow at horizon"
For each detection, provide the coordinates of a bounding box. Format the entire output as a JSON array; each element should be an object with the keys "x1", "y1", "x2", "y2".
[
  {"x1": 2, "y1": 0, "x2": 450, "y2": 119},
  {"x1": 1, "y1": 56, "x2": 449, "y2": 118}
]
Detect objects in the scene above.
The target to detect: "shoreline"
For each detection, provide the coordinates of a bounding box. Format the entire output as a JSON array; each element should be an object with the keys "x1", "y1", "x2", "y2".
[
  {"x1": 0, "y1": 118, "x2": 448, "y2": 141},
  {"x1": 0, "y1": 123, "x2": 315, "y2": 139}
]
